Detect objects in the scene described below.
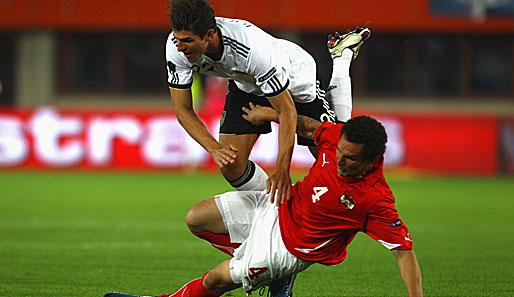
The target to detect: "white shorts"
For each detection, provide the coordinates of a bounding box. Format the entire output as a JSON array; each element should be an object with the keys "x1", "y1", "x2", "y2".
[{"x1": 214, "y1": 190, "x2": 313, "y2": 292}]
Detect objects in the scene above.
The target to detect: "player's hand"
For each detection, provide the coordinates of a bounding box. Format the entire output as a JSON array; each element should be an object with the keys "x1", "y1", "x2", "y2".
[
  {"x1": 267, "y1": 168, "x2": 292, "y2": 206},
  {"x1": 211, "y1": 144, "x2": 238, "y2": 168},
  {"x1": 242, "y1": 102, "x2": 277, "y2": 125}
]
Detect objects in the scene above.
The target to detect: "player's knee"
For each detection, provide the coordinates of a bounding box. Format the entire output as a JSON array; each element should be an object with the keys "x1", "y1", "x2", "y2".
[
  {"x1": 219, "y1": 159, "x2": 248, "y2": 181},
  {"x1": 202, "y1": 270, "x2": 232, "y2": 293},
  {"x1": 185, "y1": 202, "x2": 204, "y2": 233}
]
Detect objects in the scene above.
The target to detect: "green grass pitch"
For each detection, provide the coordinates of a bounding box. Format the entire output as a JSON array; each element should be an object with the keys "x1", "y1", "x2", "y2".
[{"x1": 0, "y1": 171, "x2": 513, "y2": 297}]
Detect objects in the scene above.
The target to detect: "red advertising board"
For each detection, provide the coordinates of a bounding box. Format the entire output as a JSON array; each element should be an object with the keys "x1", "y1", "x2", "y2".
[
  {"x1": 364, "y1": 112, "x2": 499, "y2": 175},
  {"x1": 0, "y1": 107, "x2": 499, "y2": 175}
]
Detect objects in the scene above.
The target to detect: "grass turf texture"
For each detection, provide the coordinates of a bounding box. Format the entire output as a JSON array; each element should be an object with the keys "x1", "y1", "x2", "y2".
[{"x1": 0, "y1": 172, "x2": 513, "y2": 297}]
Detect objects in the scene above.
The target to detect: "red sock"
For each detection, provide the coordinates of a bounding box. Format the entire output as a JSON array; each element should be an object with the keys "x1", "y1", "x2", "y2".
[
  {"x1": 169, "y1": 274, "x2": 221, "y2": 297},
  {"x1": 192, "y1": 232, "x2": 240, "y2": 256}
]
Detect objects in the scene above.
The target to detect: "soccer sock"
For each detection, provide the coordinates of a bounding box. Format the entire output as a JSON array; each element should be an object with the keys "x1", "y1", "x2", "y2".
[
  {"x1": 192, "y1": 231, "x2": 240, "y2": 257},
  {"x1": 327, "y1": 48, "x2": 353, "y2": 122},
  {"x1": 229, "y1": 160, "x2": 267, "y2": 191},
  {"x1": 169, "y1": 274, "x2": 221, "y2": 297}
]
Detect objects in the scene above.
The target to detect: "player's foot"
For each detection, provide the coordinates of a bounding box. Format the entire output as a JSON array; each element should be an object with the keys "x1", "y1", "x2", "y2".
[
  {"x1": 104, "y1": 293, "x2": 170, "y2": 297},
  {"x1": 267, "y1": 273, "x2": 297, "y2": 297},
  {"x1": 327, "y1": 26, "x2": 371, "y2": 60}
]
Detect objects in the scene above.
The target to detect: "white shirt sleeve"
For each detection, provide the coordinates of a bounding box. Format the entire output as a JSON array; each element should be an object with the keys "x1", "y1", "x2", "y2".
[
  {"x1": 165, "y1": 34, "x2": 193, "y2": 89},
  {"x1": 246, "y1": 35, "x2": 290, "y2": 97}
]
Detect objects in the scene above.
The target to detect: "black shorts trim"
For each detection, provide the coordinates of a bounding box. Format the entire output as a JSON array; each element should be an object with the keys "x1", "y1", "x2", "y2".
[{"x1": 168, "y1": 82, "x2": 193, "y2": 89}]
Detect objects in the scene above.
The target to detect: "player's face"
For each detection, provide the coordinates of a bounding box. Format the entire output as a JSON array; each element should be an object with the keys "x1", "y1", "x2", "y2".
[
  {"x1": 173, "y1": 30, "x2": 210, "y2": 62},
  {"x1": 336, "y1": 135, "x2": 373, "y2": 177}
]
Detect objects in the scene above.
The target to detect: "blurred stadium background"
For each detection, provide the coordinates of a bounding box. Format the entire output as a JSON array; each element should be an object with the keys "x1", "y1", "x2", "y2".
[
  {"x1": 0, "y1": 0, "x2": 513, "y2": 174},
  {"x1": 0, "y1": 1, "x2": 514, "y2": 296}
]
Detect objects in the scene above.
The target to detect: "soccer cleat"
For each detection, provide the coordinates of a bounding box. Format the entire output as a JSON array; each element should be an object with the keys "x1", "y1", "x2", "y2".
[
  {"x1": 258, "y1": 273, "x2": 297, "y2": 297},
  {"x1": 327, "y1": 26, "x2": 371, "y2": 60}
]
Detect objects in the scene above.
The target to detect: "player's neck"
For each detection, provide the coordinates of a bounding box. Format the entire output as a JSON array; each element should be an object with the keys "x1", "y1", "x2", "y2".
[{"x1": 205, "y1": 28, "x2": 222, "y2": 61}]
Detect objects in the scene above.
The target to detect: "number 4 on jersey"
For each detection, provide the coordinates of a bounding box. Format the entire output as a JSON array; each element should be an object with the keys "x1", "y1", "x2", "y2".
[{"x1": 312, "y1": 187, "x2": 328, "y2": 203}]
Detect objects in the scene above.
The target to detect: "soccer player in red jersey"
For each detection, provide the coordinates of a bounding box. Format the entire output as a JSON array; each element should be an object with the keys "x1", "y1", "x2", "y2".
[{"x1": 105, "y1": 114, "x2": 423, "y2": 297}]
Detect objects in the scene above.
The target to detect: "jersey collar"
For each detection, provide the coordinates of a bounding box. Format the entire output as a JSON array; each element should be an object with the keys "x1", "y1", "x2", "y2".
[
  {"x1": 205, "y1": 26, "x2": 225, "y2": 62},
  {"x1": 338, "y1": 158, "x2": 384, "y2": 186}
]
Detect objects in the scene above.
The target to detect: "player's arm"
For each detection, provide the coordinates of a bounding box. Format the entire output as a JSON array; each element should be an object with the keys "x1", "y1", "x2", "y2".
[
  {"x1": 242, "y1": 102, "x2": 322, "y2": 140},
  {"x1": 392, "y1": 249, "x2": 423, "y2": 297},
  {"x1": 170, "y1": 88, "x2": 238, "y2": 168},
  {"x1": 266, "y1": 90, "x2": 296, "y2": 205}
]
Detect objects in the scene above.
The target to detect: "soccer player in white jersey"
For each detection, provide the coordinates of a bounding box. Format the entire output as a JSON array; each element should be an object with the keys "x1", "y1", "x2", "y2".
[{"x1": 164, "y1": 0, "x2": 347, "y2": 204}]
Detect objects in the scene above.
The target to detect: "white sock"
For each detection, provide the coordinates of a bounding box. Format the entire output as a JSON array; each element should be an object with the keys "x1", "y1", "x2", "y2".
[
  {"x1": 231, "y1": 161, "x2": 268, "y2": 191},
  {"x1": 327, "y1": 48, "x2": 353, "y2": 122}
]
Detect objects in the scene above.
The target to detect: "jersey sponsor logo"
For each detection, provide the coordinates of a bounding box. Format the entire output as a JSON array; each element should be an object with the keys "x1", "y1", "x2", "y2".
[
  {"x1": 391, "y1": 220, "x2": 402, "y2": 228},
  {"x1": 258, "y1": 67, "x2": 277, "y2": 83},
  {"x1": 340, "y1": 191, "x2": 356, "y2": 210},
  {"x1": 321, "y1": 153, "x2": 329, "y2": 167}
]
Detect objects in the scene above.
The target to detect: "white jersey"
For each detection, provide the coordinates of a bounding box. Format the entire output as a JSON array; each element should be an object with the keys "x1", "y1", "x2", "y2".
[{"x1": 165, "y1": 17, "x2": 317, "y2": 103}]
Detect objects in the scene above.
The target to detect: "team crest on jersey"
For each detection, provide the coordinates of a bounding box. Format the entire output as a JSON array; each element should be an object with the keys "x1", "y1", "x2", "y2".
[{"x1": 340, "y1": 191, "x2": 356, "y2": 210}]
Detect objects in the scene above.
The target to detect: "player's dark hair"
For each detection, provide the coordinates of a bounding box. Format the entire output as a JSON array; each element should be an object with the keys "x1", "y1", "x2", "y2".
[
  {"x1": 340, "y1": 116, "x2": 387, "y2": 163},
  {"x1": 168, "y1": 0, "x2": 217, "y2": 37}
]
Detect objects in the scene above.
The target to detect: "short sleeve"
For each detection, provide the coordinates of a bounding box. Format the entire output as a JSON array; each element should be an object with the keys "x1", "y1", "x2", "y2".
[
  {"x1": 246, "y1": 40, "x2": 289, "y2": 97},
  {"x1": 365, "y1": 202, "x2": 413, "y2": 250},
  {"x1": 165, "y1": 34, "x2": 193, "y2": 89}
]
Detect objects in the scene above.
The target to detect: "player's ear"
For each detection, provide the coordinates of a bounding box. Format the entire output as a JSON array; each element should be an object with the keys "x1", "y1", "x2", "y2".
[{"x1": 205, "y1": 29, "x2": 216, "y2": 41}]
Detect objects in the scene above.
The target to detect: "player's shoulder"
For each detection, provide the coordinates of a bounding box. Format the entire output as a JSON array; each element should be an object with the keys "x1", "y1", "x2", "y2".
[
  {"x1": 216, "y1": 17, "x2": 270, "y2": 49},
  {"x1": 315, "y1": 122, "x2": 342, "y2": 146},
  {"x1": 165, "y1": 32, "x2": 181, "y2": 56}
]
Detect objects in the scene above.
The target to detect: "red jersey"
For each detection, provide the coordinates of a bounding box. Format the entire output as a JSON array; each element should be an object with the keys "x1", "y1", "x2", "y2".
[{"x1": 279, "y1": 122, "x2": 413, "y2": 266}]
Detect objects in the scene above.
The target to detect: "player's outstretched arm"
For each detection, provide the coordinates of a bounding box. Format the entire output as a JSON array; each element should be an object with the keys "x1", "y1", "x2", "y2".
[
  {"x1": 266, "y1": 91, "x2": 296, "y2": 205},
  {"x1": 170, "y1": 88, "x2": 238, "y2": 168},
  {"x1": 392, "y1": 249, "x2": 423, "y2": 297},
  {"x1": 242, "y1": 102, "x2": 322, "y2": 141}
]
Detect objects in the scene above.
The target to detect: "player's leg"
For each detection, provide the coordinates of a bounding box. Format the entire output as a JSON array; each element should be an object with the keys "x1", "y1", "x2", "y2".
[
  {"x1": 202, "y1": 260, "x2": 241, "y2": 294},
  {"x1": 163, "y1": 260, "x2": 240, "y2": 296},
  {"x1": 218, "y1": 133, "x2": 268, "y2": 191},
  {"x1": 228, "y1": 190, "x2": 312, "y2": 296},
  {"x1": 104, "y1": 260, "x2": 238, "y2": 297},
  {"x1": 294, "y1": 81, "x2": 336, "y2": 159},
  {"x1": 219, "y1": 80, "x2": 272, "y2": 191},
  {"x1": 326, "y1": 26, "x2": 371, "y2": 122},
  {"x1": 185, "y1": 196, "x2": 240, "y2": 256}
]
